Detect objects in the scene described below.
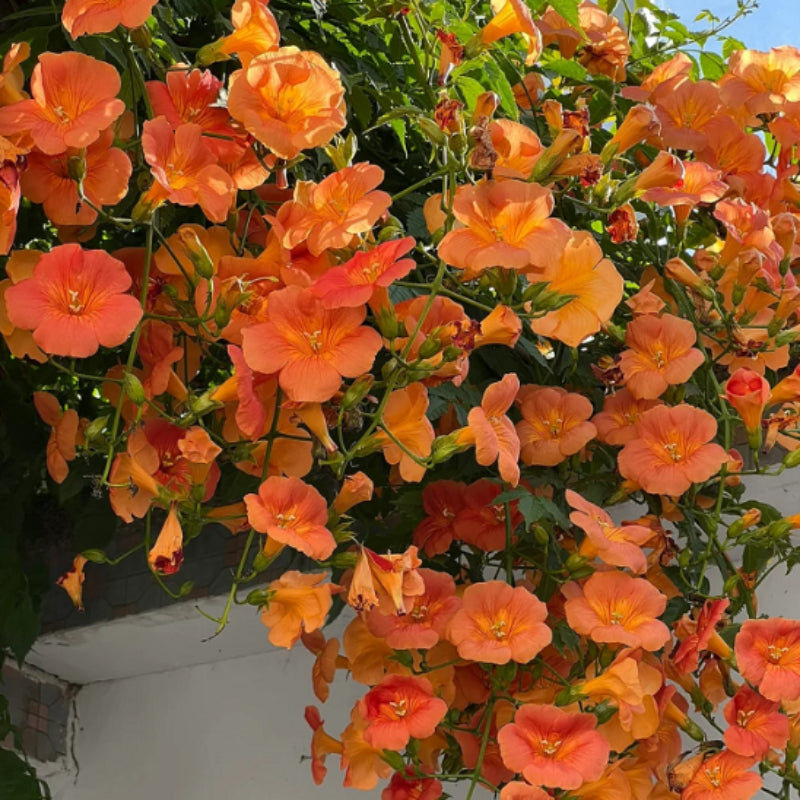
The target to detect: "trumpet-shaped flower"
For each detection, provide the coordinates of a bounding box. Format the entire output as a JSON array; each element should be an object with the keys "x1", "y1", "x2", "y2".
[
  {"x1": 516, "y1": 385, "x2": 596, "y2": 466},
  {"x1": 592, "y1": 389, "x2": 660, "y2": 446},
  {"x1": 241, "y1": 286, "x2": 382, "y2": 403},
  {"x1": 375, "y1": 384, "x2": 435, "y2": 483},
  {"x1": 680, "y1": 750, "x2": 762, "y2": 800},
  {"x1": 367, "y1": 569, "x2": 460, "y2": 650},
  {"x1": 21, "y1": 128, "x2": 131, "y2": 226},
  {"x1": 260, "y1": 571, "x2": 333, "y2": 649},
  {"x1": 0, "y1": 52, "x2": 124, "y2": 154},
  {"x1": 33, "y1": 391, "x2": 81, "y2": 484},
  {"x1": 311, "y1": 237, "x2": 415, "y2": 308},
  {"x1": 279, "y1": 163, "x2": 391, "y2": 256},
  {"x1": 617, "y1": 404, "x2": 727, "y2": 496},
  {"x1": 228, "y1": 47, "x2": 346, "y2": 160},
  {"x1": 527, "y1": 229, "x2": 623, "y2": 347},
  {"x1": 358, "y1": 675, "x2": 447, "y2": 751},
  {"x1": 723, "y1": 685, "x2": 790, "y2": 759},
  {"x1": 437, "y1": 180, "x2": 565, "y2": 276},
  {"x1": 413, "y1": 480, "x2": 468, "y2": 557},
  {"x1": 56, "y1": 555, "x2": 88, "y2": 611},
  {"x1": 566, "y1": 489, "x2": 652, "y2": 574},
  {"x1": 245, "y1": 476, "x2": 335, "y2": 560},
  {"x1": 497, "y1": 704, "x2": 609, "y2": 789},
  {"x1": 446, "y1": 581, "x2": 551, "y2": 665},
  {"x1": 563, "y1": 570, "x2": 670, "y2": 651},
  {"x1": 62, "y1": 0, "x2": 157, "y2": 38},
  {"x1": 140, "y1": 117, "x2": 236, "y2": 223},
  {"x1": 735, "y1": 618, "x2": 800, "y2": 702},
  {"x1": 724, "y1": 368, "x2": 770, "y2": 434},
  {"x1": 4, "y1": 244, "x2": 142, "y2": 358},
  {"x1": 619, "y1": 314, "x2": 704, "y2": 399},
  {"x1": 458, "y1": 373, "x2": 521, "y2": 486},
  {"x1": 148, "y1": 505, "x2": 184, "y2": 575}
]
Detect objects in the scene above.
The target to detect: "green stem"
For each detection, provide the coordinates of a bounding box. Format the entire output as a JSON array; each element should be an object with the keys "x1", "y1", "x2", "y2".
[{"x1": 100, "y1": 214, "x2": 156, "y2": 486}]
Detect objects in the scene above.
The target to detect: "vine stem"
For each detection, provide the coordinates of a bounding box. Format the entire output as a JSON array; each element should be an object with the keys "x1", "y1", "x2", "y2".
[
  {"x1": 100, "y1": 214, "x2": 156, "y2": 486},
  {"x1": 464, "y1": 695, "x2": 496, "y2": 800},
  {"x1": 207, "y1": 388, "x2": 284, "y2": 636}
]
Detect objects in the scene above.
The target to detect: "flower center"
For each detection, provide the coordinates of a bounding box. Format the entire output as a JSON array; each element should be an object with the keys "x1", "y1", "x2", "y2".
[
  {"x1": 275, "y1": 512, "x2": 297, "y2": 528},
  {"x1": 304, "y1": 329, "x2": 324, "y2": 352},
  {"x1": 705, "y1": 766, "x2": 721, "y2": 789},
  {"x1": 663, "y1": 442, "x2": 682, "y2": 462},
  {"x1": 737, "y1": 709, "x2": 755, "y2": 728},
  {"x1": 653, "y1": 350, "x2": 666, "y2": 368},
  {"x1": 491, "y1": 619, "x2": 508, "y2": 640},
  {"x1": 67, "y1": 288, "x2": 85, "y2": 314},
  {"x1": 410, "y1": 603, "x2": 429, "y2": 621},
  {"x1": 389, "y1": 699, "x2": 408, "y2": 718},
  {"x1": 610, "y1": 610, "x2": 625, "y2": 625},
  {"x1": 539, "y1": 736, "x2": 562, "y2": 757},
  {"x1": 768, "y1": 643, "x2": 789, "y2": 663}
]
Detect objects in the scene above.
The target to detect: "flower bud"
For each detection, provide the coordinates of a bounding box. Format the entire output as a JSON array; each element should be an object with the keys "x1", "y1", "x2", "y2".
[
  {"x1": 67, "y1": 153, "x2": 87, "y2": 183},
  {"x1": 178, "y1": 228, "x2": 215, "y2": 279},
  {"x1": 123, "y1": 372, "x2": 146, "y2": 405},
  {"x1": 418, "y1": 335, "x2": 442, "y2": 359},
  {"x1": 341, "y1": 375, "x2": 375, "y2": 410}
]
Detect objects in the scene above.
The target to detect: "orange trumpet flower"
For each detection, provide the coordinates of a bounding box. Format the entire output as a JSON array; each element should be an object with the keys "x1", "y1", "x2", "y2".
[
  {"x1": 527, "y1": 229, "x2": 624, "y2": 348},
  {"x1": 735, "y1": 617, "x2": 800, "y2": 702},
  {"x1": 498, "y1": 704, "x2": 609, "y2": 789},
  {"x1": 228, "y1": 46, "x2": 346, "y2": 160},
  {"x1": 564, "y1": 570, "x2": 671, "y2": 651},
  {"x1": 446, "y1": 580, "x2": 551, "y2": 665},
  {"x1": 245, "y1": 475, "x2": 336, "y2": 560},
  {"x1": 0, "y1": 51, "x2": 125, "y2": 155},
  {"x1": 358, "y1": 675, "x2": 447, "y2": 751},
  {"x1": 259, "y1": 571, "x2": 334, "y2": 649},
  {"x1": 241, "y1": 285, "x2": 382, "y2": 403},
  {"x1": 21, "y1": 128, "x2": 132, "y2": 226},
  {"x1": 724, "y1": 368, "x2": 770, "y2": 435},
  {"x1": 56, "y1": 555, "x2": 88, "y2": 611},
  {"x1": 457, "y1": 373, "x2": 521, "y2": 486},
  {"x1": 516, "y1": 385, "x2": 596, "y2": 467},
  {"x1": 33, "y1": 391, "x2": 82, "y2": 485},
  {"x1": 617, "y1": 404, "x2": 727, "y2": 496},
  {"x1": 311, "y1": 237, "x2": 415, "y2": 309},
  {"x1": 4, "y1": 244, "x2": 143, "y2": 358},
  {"x1": 619, "y1": 313, "x2": 704, "y2": 399},
  {"x1": 139, "y1": 117, "x2": 236, "y2": 223},
  {"x1": 437, "y1": 179, "x2": 566, "y2": 277},
  {"x1": 279, "y1": 163, "x2": 391, "y2": 256},
  {"x1": 62, "y1": 0, "x2": 157, "y2": 38}
]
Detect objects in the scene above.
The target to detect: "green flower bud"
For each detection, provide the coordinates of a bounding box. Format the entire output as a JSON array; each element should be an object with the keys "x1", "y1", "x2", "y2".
[{"x1": 123, "y1": 373, "x2": 146, "y2": 405}]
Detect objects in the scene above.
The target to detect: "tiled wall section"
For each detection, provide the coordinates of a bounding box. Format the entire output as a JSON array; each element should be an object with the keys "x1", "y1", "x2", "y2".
[
  {"x1": 1, "y1": 663, "x2": 76, "y2": 763},
  {"x1": 41, "y1": 520, "x2": 249, "y2": 634}
]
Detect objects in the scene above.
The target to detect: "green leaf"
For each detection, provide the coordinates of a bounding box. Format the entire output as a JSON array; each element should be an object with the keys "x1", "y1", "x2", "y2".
[
  {"x1": 389, "y1": 118, "x2": 407, "y2": 155},
  {"x1": 722, "y1": 37, "x2": 745, "y2": 59},
  {"x1": 483, "y1": 58, "x2": 519, "y2": 121},
  {"x1": 699, "y1": 51, "x2": 725, "y2": 81},
  {"x1": 455, "y1": 75, "x2": 488, "y2": 113},
  {"x1": 0, "y1": 749, "x2": 50, "y2": 800},
  {"x1": 545, "y1": 58, "x2": 588, "y2": 82}
]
